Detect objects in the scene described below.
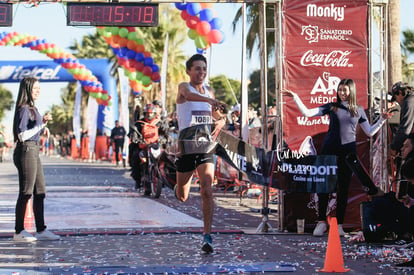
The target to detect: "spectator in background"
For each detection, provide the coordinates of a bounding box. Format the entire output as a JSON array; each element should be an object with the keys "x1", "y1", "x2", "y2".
[
  {"x1": 227, "y1": 104, "x2": 240, "y2": 135},
  {"x1": 0, "y1": 123, "x2": 6, "y2": 162},
  {"x1": 388, "y1": 82, "x2": 414, "y2": 179},
  {"x1": 152, "y1": 100, "x2": 166, "y2": 120},
  {"x1": 110, "y1": 120, "x2": 126, "y2": 167},
  {"x1": 248, "y1": 105, "x2": 261, "y2": 129}
]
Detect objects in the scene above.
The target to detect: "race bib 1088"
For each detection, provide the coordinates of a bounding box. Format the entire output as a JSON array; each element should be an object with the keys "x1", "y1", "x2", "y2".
[{"x1": 191, "y1": 110, "x2": 212, "y2": 125}]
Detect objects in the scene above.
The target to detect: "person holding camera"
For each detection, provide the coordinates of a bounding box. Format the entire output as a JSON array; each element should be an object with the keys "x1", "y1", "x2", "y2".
[{"x1": 389, "y1": 82, "x2": 414, "y2": 161}]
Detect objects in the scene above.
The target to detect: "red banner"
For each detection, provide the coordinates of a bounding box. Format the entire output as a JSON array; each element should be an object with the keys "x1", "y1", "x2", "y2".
[
  {"x1": 282, "y1": 0, "x2": 368, "y2": 150},
  {"x1": 281, "y1": 0, "x2": 370, "y2": 231}
]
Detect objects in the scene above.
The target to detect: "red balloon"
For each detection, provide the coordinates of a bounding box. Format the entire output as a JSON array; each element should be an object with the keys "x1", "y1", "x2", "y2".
[
  {"x1": 151, "y1": 72, "x2": 161, "y2": 82},
  {"x1": 181, "y1": 10, "x2": 190, "y2": 21},
  {"x1": 135, "y1": 62, "x2": 144, "y2": 71},
  {"x1": 207, "y1": 29, "x2": 223, "y2": 44},
  {"x1": 196, "y1": 21, "x2": 211, "y2": 36},
  {"x1": 186, "y1": 16, "x2": 200, "y2": 29},
  {"x1": 129, "y1": 60, "x2": 137, "y2": 68},
  {"x1": 142, "y1": 66, "x2": 152, "y2": 76},
  {"x1": 118, "y1": 58, "x2": 127, "y2": 66}
]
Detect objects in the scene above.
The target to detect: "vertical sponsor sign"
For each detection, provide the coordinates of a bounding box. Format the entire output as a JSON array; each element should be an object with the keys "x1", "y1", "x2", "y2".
[
  {"x1": 87, "y1": 96, "x2": 99, "y2": 154},
  {"x1": 282, "y1": 0, "x2": 368, "y2": 150},
  {"x1": 73, "y1": 82, "x2": 82, "y2": 148},
  {"x1": 118, "y1": 68, "x2": 130, "y2": 159}
]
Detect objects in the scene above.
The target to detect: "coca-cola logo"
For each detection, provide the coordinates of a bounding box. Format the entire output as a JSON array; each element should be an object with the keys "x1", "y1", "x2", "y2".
[{"x1": 300, "y1": 50, "x2": 352, "y2": 68}]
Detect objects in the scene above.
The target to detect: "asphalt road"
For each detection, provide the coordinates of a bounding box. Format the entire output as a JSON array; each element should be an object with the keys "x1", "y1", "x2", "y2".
[{"x1": 0, "y1": 155, "x2": 413, "y2": 274}]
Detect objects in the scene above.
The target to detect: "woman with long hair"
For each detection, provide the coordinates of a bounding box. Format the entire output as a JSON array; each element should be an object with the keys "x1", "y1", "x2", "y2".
[
  {"x1": 284, "y1": 78, "x2": 393, "y2": 236},
  {"x1": 12, "y1": 77, "x2": 60, "y2": 242}
]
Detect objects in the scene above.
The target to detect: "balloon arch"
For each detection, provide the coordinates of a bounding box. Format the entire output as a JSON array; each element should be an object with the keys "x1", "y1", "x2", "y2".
[
  {"x1": 0, "y1": 3, "x2": 226, "y2": 102},
  {"x1": 0, "y1": 31, "x2": 112, "y2": 106}
]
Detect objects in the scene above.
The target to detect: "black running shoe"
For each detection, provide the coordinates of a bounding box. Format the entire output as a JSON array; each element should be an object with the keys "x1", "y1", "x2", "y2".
[
  {"x1": 396, "y1": 258, "x2": 414, "y2": 267},
  {"x1": 201, "y1": 234, "x2": 213, "y2": 253}
]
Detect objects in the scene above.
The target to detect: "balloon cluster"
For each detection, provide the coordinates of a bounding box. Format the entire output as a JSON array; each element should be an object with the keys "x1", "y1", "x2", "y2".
[
  {"x1": 174, "y1": 3, "x2": 225, "y2": 52},
  {"x1": 97, "y1": 26, "x2": 161, "y2": 96},
  {"x1": 0, "y1": 31, "x2": 112, "y2": 106}
]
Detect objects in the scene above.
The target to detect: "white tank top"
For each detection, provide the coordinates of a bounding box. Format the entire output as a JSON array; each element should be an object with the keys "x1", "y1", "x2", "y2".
[{"x1": 177, "y1": 83, "x2": 212, "y2": 131}]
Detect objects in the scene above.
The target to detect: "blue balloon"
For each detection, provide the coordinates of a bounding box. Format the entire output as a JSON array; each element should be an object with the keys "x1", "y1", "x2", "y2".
[
  {"x1": 186, "y1": 3, "x2": 201, "y2": 16},
  {"x1": 200, "y1": 9, "x2": 214, "y2": 22},
  {"x1": 209, "y1": 17, "x2": 223, "y2": 30},
  {"x1": 120, "y1": 47, "x2": 129, "y2": 56},
  {"x1": 174, "y1": 3, "x2": 187, "y2": 11},
  {"x1": 126, "y1": 50, "x2": 136, "y2": 59},
  {"x1": 112, "y1": 48, "x2": 120, "y2": 55},
  {"x1": 144, "y1": 57, "x2": 153, "y2": 66},
  {"x1": 151, "y1": 64, "x2": 159, "y2": 72},
  {"x1": 135, "y1": 52, "x2": 145, "y2": 62},
  {"x1": 196, "y1": 48, "x2": 205, "y2": 54}
]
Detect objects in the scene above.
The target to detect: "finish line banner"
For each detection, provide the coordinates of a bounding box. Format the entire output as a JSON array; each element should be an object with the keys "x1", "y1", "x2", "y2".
[
  {"x1": 269, "y1": 154, "x2": 337, "y2": 193},
  {"x1": 178, "y1": 126, "x2": 337, "y2": 193}
]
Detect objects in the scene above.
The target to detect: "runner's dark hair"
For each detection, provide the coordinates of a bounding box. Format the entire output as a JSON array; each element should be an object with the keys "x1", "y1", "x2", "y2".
[{"x1": 186, "y1": 54, "x2": 207, "y2": 71}]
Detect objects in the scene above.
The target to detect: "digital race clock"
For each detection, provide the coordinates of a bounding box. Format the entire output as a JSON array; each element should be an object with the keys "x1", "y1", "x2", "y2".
[
  {"x1": 0, "y1": 3, "x2": 12, "y2": 27},
  {"x1": 67, "y1": 2, "x2": 158, "y2": 27}
]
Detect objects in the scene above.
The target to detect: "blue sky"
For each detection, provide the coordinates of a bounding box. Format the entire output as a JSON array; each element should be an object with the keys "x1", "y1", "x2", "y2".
[{"x1": 0, "y1": 1, "x2": 413, "y2": 124}]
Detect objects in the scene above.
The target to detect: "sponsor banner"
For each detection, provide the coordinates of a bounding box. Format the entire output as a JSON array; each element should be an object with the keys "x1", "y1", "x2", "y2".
[
  {"x1": 179, "y1": 126, "x2": 337, "y2": 192},
  {"x1": 215, "y1": 129, "x2": 270, "y2": 186},
  {"x1": 0, "y1": 59, "x2": 111, "y2": 82},
  {"x1": 282, "y1": 0, "x2": 368, "y2": 150},
  {"x1": 73, "y1": 82, "x2": 82, "y2": 148},
  {"x1": 270, "y1": 154, "x2": 337, "y2": 193}
]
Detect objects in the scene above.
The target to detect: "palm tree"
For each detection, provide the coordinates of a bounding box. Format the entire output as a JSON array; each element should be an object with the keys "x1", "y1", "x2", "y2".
[
  {"x1": 69, "y1": 32, "x2": 114, "y2": 58},
  {"x1": 0, "y1": 85, "x2": 13, "y2": 122},
  {"x1": 47, "y1": 82, "x2": 77, "y2": 134},
  {"x1": 69, "y1": 32, "x2": 116, "y2": 130},
  {"x1": 401, "y1": 29, "x2": 414, "y2": 83},
  {"x1": 232, "y1": 4, "x2": 276, "y2": 60}
]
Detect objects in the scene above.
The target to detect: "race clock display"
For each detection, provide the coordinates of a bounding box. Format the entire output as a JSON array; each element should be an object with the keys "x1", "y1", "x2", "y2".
[
  {"x1": 67, "y1": 2, "x2": 158, "y2": 27},
  {"x1": 0, "y1": 3, "x2": 12, "y2": 27}
]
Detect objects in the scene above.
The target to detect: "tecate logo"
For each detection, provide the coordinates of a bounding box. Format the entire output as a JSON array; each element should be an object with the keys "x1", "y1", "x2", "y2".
[
  {"x1": 306, "y1": 3, "x2": 345, "y2": 22},
  {"x1": 0, "y1": 65, "x2": 61, "y2": 80},
  {"x1": 300, "y1": 50, "x2": 352, "y2": 68}
]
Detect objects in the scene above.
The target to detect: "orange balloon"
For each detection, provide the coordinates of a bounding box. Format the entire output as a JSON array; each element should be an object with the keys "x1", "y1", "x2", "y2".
[
  {"x1": 143, "y1": 51, "x2": 152, "y2": 58},
  {"x1": 127, "y1": 40, "x2": 137, "y2": 50},
  {"x1": 119, "y1": 37, "x2": 128, "y2": 47},
  {"x1": 136, "y1": 44, "x2": 145, "y2": 53},
  {"x1": 111, "y1": 35, "x2": 120, "y2": 45},
  {"x1": 200, "y1": 3, "x2": 214, "y2": 9}
]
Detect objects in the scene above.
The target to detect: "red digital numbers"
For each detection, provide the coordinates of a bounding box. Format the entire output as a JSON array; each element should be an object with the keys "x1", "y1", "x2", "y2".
[
  {"x1": 67, "y1": 3, "x2": 158, "y2": 27},
  {"x1": 0, "y1": 3, "x2": 12, "y2": 26}
]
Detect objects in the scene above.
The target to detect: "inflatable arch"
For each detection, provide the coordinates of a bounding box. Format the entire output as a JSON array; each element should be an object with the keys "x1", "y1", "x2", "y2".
[{"x1": 0, "y1": 33, "x2": 118, "y2": 134}]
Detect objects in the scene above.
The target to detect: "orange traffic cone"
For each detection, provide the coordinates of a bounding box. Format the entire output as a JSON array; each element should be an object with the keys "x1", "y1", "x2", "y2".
[
  {"x1": 24, "y1": 198, "x2": 34, "y2": 230},
  {"x1": 319, "y1": 217, "x2": 350, "y2": 273}
]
